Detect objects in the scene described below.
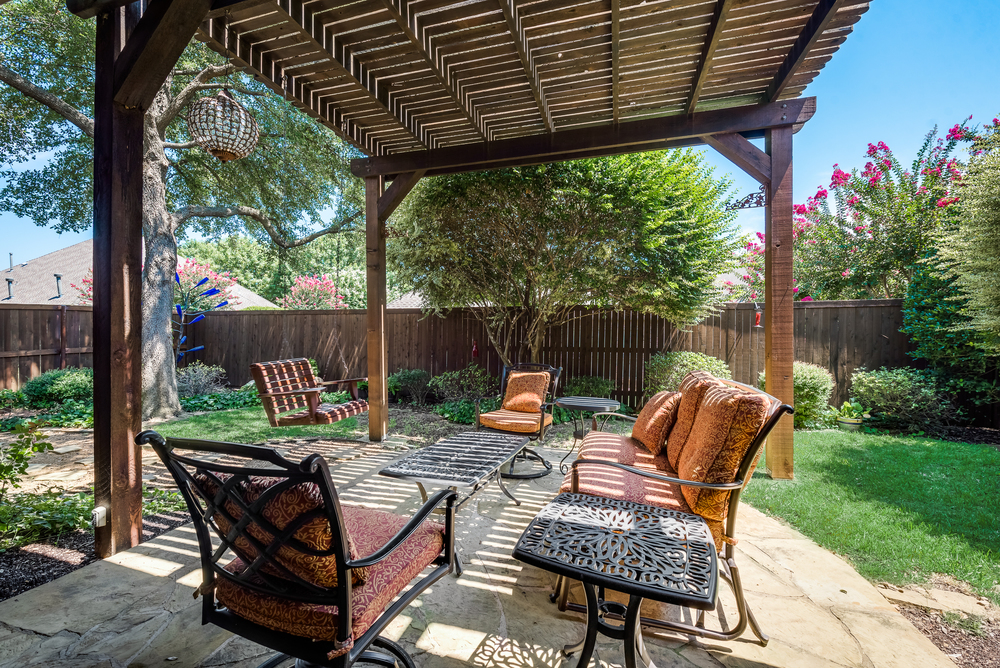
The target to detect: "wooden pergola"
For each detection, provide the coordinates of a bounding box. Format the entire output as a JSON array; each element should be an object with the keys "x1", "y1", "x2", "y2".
[{"x1": 66, "y1": 0, "x2": 870, "y2": 556}]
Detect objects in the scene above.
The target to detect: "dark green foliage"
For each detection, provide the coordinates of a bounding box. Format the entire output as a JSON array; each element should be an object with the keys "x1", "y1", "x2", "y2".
[
  {"x1": 0, "y1": 420, "x2": 52, "y2": 502},
  {"x1": 0, "y1": 487, "x2": 188, "y2": 550},
  {"x1": 759, "y1": 361, "x2": 835, "y2": 429},
  {"x1": 392, "y1": 152, "x2": 738, "y2": 364},
  {"x1": 179, "y1": 389, "x2": 261, "y2": 412},
  {"x1": 902, "y1": 249, "x2": 1000, "y2": 408},
  {"x1": 1, "y1": 400, "x2": 94, "y2": 431},
  {"x1": 21, "y1": 368, "x2": 93, "y2": 408},
  {"x1": 428, "y1": 366, "x2": 499, "y2": 402},
  {"x1": 434, "y1": 397, "x2": 573, "y2": 426},
  {"x1": 645, "y1": 351, "x2": 731, "y2": 393},
  {"x1": 849, "y1": 367, "x2": 952, "y2": 434},
  {"x1": 562, "y1": 376, "x2": 616, "y2": 398},
  {"x1": 389, "y1": 369, "x2": 432, "y2": 405},
  {"x1": 0, "y1": 389, "x2": 24, "y2": 413}
]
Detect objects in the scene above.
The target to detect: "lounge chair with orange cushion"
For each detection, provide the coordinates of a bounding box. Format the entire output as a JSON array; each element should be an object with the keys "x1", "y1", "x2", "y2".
[{"x1": 475, "y1": 363, "x2": 562, "y2": 479}]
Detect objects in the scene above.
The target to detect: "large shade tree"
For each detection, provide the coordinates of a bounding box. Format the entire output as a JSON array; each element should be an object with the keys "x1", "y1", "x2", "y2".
[
  {"x1": 0, "y1": 0, "x2": 364, "y2": 418},
  {"x1": 391, "y1": 152, "x2": 738, "y2": 364}
]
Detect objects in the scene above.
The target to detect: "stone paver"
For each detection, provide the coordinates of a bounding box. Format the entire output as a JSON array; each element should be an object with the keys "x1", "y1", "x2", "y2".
[{"x1": 0, "y1": 444, "x2": 958, "y2": 668}]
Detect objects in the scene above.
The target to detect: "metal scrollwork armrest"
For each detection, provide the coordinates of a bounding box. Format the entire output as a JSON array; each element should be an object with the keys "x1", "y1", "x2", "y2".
[
  {"x1": 347, "y1": 489, "x2": 457, "y2": 568},
  {"x1": 571, "y1": 458, "x2": 744, "y2": 491}
]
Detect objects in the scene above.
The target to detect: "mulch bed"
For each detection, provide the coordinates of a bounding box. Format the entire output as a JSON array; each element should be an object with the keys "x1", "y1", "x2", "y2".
[
  {"x1": 0, "y1": 510, "x2": 189, "y2": 603},
  {"x1": 898, "y1": 604, "x2": 1000, "y2": 668},
  {"x1": 940, "y1": 426, "x2": 1000, "y2": 447}
]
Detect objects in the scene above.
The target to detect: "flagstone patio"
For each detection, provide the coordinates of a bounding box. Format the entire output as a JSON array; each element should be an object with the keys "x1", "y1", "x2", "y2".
[{"x1": 0, "y1": 443, "x2": 957, "y2": 668}]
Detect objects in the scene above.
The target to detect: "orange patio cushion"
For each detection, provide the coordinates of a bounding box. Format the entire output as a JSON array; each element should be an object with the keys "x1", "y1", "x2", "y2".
[
  {"x1": 631, "y1": 391, "x2": 681, "y2": 457},
  {"x1": 501, "y1": 371, "x2": 550, "y2": 413},
  {"x1": 195, "y1": 472, "x2": 368, "y2": 587},
  {"x1": 665, "y1": 371, "x2": 725, "y2": 470},
  {"x1": 676, "y1": 384, "x2": 768, "y2": 521},
  {"x1": 480, "y1": 408, "x2": 552, "y2": 433},
  {"x1": 215, "y1": 506, "x2": 445, "y2": 657}
]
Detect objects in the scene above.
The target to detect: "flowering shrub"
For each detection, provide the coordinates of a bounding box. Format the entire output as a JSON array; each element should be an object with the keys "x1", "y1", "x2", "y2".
[
  {"x1": 175, "y1": 258, "x2": 241, "y2": 312},
  {"x1": 279, "y1": 274, "x2": 348, "y2": 310},
  {"x1": 725, "y1": 118, "x2": 983, "y2": 302},
  {"x1": 70, "y1": 269, "x2": 93, "y2": 304}
]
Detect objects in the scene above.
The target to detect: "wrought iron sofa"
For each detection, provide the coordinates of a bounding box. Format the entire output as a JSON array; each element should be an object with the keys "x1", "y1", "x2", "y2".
[
  {"x1": 556, "y1": 371, "x2": 793, "y2": 646},
  {"x1": 138, "y1": 430, "x2": 457, "y2": 668}
]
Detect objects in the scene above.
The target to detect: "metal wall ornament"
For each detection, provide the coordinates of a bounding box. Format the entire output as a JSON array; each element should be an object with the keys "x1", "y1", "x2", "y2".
[
  {"x1": 186, "y1": 89, "x2": 260, "y2": 162},
  {"x1": 725, "y1": 184, "x2": 768, "y2": 211}
]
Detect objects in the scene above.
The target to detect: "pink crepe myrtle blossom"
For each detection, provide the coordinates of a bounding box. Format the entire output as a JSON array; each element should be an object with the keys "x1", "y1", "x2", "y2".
[
  {"x1": 936, "y1": 196, "x2": 959, "y2": 207},
  {"x1": 800, "y1": 296, "x2": 814, "y2": 301},
  {"x1": 830, "y1": 165, "x2": 851, "y2": 188},
  {"x1": 280, "y1": 274, "x2": 348, "y2": 310}
]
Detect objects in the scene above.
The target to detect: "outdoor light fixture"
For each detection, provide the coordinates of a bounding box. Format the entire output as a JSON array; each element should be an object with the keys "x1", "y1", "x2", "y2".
[{"x1": 186, "y1": 89, "x2": 259, "y2": 162}]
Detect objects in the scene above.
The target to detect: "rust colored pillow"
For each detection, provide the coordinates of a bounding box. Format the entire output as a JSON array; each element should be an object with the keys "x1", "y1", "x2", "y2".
[
  {"x1": 501, "y1": 370, "x2": 550, "y2": 413},
  {"x1": 676, "y1": 385, "x2": 769, "y2": 521},
  {"x1": 665, "y1": 372, "x2": 725, "y2": 470},
  {"x1": 194, "y1": 472, "x2": 368, "y2": 587},
  {"x1": 631, "y1": 391, "x2": 681, "y2": 456}
]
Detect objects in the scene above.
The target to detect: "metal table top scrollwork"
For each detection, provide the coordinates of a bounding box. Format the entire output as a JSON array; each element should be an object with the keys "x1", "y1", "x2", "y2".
[{"x1": 513, "y1": 492, "x2": 718, "y2": 608}]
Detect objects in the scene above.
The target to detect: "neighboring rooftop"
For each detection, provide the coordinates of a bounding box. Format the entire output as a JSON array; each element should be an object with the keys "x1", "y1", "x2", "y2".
[
  {"x1": 387, "y1": 292, "x2": 425, "y2": 309},
  {"x1": 2, "y1": 239, "x2": 277, "y2": 309}
]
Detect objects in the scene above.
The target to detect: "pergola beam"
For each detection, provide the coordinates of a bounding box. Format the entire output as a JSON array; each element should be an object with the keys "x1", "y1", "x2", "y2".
[
  {"x1": 687, "y1": 0, "x2": 735, "y2": 114},
  {"x1": 498, "y1": 0, "x2": 553, "y2": 133},
  {"x1": 114, "y1": 0, "x2": 214, "y2": 109},
  {"x1": 766, "y1": 0, "x2": 847, "y2": 102},
  {"x1": 702, "y1": 132, "x2": 770, "y2": 184},
  {"x1": 352, "y1": 97, "x2": 814, "y2": 177},
  {"x1": 611, "y1": 0, "x2": 620, "y2": 123},
  {"x1": 764, "y1": 126, "x2": 794, "y2": 479},
  {"x1": 376, "y1": 0, "x2": 488, "y2": 144}
]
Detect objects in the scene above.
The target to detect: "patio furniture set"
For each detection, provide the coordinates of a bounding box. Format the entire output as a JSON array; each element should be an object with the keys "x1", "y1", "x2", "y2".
[{"x1": 139, "y1": 358, "x2": 791, "y2": 668}]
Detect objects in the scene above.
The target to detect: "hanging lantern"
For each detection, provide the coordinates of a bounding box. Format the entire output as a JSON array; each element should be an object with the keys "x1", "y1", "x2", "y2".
[
  {"x1": 753, "y1": 304, "x2": 764, "y2": 329},
  {"x1": 186, "y1": 89, "x2": 259, "y2": 162}
]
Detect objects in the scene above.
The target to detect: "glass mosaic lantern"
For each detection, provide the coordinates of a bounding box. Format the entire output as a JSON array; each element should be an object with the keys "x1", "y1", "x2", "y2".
[{"x1": 186, "y1": 89, "x2": 259, "y2": 162}]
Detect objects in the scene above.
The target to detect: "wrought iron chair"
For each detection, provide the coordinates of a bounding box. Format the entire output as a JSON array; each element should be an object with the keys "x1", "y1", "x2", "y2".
[
  {"x1": 137, "y1": 430, "x2": 456, "y2": 668},
  {"x1": 555, "y1": 377, "x2": 793, "y2": 646},
  {"x1": 250, "y1": 358, "x2": 368, "y2": 428},
  {"x1": 475, "y1": 362, "x2": 562, "y2": 479}
]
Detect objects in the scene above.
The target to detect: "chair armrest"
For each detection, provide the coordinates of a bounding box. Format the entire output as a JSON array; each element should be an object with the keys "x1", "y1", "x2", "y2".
[
  {"x1": 318, "y1": 377, "x2": 367, "y2": 386},
  {"x1": 347, "y1": 488, "x2": 457, "y2": 568},
  {"x1": 259, "y1": 387, "x2": 322, "y2": 398},
  {"x1": 570, "y1": 458, "x2": 744, "y2": 491}
]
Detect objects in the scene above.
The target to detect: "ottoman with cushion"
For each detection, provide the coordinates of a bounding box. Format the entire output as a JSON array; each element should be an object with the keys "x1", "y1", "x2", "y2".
[{"x1": 555, "y1": 372, "x2": 792, "y2": 646}]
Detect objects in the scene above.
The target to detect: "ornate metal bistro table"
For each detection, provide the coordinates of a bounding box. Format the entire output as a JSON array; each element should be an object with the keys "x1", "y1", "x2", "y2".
[
  {"x1": 512, "y1": 493, "x2": 719, "y2": 668},
  {"x1": 554, "y1": 396, "x2": 621, "y2": 473}
]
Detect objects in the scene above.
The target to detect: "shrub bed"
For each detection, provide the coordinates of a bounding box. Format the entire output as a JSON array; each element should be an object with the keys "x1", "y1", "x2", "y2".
[
  {"x1": 850, "y1": 367, "x2": 952, "y2": 434},
  {"x1": 760, "y1": 361, "x2": 835, "y2": 429},
  {"x1": 645, "y1": 351, "x2": 731, "y2": 393}
]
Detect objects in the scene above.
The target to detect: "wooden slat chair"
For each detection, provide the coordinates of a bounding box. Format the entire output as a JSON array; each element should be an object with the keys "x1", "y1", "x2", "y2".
[
  {"x1": 137, "y1": 430, "x2": 457, "y2": 668},
  {"x1": 251, "y1": 358, "x2": 368, "y2": 428}
]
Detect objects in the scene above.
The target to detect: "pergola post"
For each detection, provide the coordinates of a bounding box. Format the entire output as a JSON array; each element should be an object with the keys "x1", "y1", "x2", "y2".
[
  {"x1": 764, "y1": 126, "x2": 795, "y2": 479},
  {"x1": 366, "y1": 176, "x2": 388, "y2": 441},
  {"x1": 92, "y1": 5, "x2": 144, "y2": 557}
]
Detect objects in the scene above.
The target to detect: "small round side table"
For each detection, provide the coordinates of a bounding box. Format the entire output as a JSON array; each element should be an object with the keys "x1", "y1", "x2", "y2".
[{"x1": 554, "y1": 396, "x2": 621, "y2": 474}]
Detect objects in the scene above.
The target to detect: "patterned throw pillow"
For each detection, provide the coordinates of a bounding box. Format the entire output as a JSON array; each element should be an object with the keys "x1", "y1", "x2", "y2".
[
  {"x1": 665, "y1": 371, "x2": 725, "y2": 470},
  {"x1": 501, "y1": 370, "x2": 551, "y2": 413},
  {"x1": 194, "y1": 472, "x2": 368, "y2": 587},
  {"x1": 631, "y1": 391, "x2": 682, "y2": 456},
  {"x1": 676, "y1": 384, "x2": 769, "y2": 521}
]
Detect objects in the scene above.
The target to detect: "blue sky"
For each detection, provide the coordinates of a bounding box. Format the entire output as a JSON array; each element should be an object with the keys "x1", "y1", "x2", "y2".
[{"x1": 3, "y1": 0, "x2": 999, "y2": 263}]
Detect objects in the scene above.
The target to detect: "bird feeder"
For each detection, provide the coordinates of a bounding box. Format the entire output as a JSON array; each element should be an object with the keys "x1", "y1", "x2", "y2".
[{"x1": 186, "y1": 89, "x2": 259, "y2": 162}]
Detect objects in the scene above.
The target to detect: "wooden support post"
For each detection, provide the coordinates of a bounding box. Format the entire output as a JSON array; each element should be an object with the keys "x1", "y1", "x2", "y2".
[
  {"x1": 764, "y1": 126, "x2": 794, "y2": 479},
  {"x1": 366, "y1": 176, "x2": 388, "y2": 441},
  {"x1": 93, "y1": 5, "x2": 145, "y2": 557}
]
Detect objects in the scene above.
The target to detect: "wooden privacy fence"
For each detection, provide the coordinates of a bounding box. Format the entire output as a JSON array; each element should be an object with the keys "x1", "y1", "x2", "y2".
[
  {"x1": 0, "y1": 300, "x2": 910, "y2": 406},
  {"x1": 0, "y1": 304, "x2": 94, "y2": 390}
]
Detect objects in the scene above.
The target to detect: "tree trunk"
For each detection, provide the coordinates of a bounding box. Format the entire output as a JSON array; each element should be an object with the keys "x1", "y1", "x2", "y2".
[{"x1": 140, "y1": 88, "x2": 182, "y2": 420}]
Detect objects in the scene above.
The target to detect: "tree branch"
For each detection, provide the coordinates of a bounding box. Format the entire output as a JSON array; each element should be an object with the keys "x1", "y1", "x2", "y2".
[
  {"x1": 0, "y1": 62, "x2": 94, "y2": 138},
  {"x1": 163, "y1": 140, "x2": 199, "y2": 150},
  {"x1": 156, "y1": 63, "x2": 230, "y2": 134},
  {"x1": 173, "y1": 205, "x2": 363, "y2": 248},
  {"x1": 192, "y1": 83, "x2": 266, "y2": 96}
]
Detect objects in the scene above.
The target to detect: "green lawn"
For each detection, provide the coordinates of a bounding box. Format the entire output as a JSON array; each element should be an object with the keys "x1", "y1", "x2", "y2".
[
  {"x1": 743, "y1": 430, "x2": 1000, "y2": 603},
  {"x1": 154, "y1": 407, "x2": 359, "y2": 443}
]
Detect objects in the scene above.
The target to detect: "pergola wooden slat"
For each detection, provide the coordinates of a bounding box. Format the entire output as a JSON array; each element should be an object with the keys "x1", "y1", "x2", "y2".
[{"x1": 69, "y1": 0, "x2": 871, "y2": 557}]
